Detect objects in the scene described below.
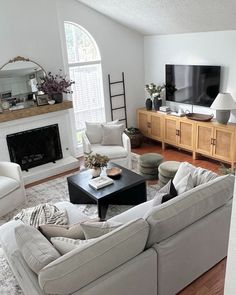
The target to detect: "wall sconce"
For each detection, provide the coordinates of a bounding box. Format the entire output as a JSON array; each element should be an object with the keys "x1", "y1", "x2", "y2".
[{"x1": 210, "y1": 93, "x2": 236, "y2": 124}]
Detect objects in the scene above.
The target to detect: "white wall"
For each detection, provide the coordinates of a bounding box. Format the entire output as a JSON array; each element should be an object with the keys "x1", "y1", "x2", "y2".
[
  {"x1": 144, "y1": 30, "x2": 236, "y2": 122},
  {"x1": 0, "y1": 0, "x2": 144, "y2": 129}
]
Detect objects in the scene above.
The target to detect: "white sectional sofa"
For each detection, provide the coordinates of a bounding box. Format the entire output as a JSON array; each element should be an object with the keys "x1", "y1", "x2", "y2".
[{"x1": 0, "y1": 164, "x2": 234, "y2": 295}]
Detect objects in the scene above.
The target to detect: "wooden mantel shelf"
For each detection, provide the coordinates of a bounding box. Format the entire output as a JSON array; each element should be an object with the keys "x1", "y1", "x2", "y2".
[{"x1": 0, "y1": 100, "x2": 73, "y2": 123}]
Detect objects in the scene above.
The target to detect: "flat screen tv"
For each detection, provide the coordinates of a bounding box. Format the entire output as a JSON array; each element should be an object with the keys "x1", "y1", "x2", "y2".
[{"x1": 165, "y1": 64, "x2": 221, "y2": 107}]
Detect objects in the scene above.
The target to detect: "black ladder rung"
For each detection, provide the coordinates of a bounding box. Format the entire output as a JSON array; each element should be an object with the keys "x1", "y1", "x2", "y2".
[
  {"x1": 112, "y1": 106, "x2": 126, "y2": 111},
  {"x1": 119, "y1": 118, "x2": 126, "y2": 121},
  {"x1": 110, "y1": 93, "x2": 124, "y2": 98},
  {"x1": 110, "y1": 80, "x2": 123, "y2": 85}
]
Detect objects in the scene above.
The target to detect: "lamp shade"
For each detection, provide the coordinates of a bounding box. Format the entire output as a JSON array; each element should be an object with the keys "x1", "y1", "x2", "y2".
[{"x1": 210, "y1": 93, "x2": 236, "y2": 110}]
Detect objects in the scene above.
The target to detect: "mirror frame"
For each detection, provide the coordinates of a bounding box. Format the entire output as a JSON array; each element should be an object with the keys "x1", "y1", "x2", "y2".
[{"x1": 0, "y1": 56, "x2": 46, "y2": 74}]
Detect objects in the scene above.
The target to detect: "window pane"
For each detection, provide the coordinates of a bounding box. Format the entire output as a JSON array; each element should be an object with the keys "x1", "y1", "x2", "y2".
[
  {"x1": 65, "y1": 23, "x2": 100, "y2": 64},
  {"x1": 70, "y1": 64, "x2": 105, "y2": 130}
]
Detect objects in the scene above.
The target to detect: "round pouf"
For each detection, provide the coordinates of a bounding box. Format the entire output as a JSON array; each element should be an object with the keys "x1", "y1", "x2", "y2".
[
  {"x1": 139, "y1": 153, "x2": 164, "y2": 180},
  {"x1": 158, "y1": 161, "x2": 181, "y2": 187}
]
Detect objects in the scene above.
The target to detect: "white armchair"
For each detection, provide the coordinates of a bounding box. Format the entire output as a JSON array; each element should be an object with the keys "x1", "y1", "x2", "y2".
[
  {"x1": 82, "y1": 132, "x2": 132, "y2": 169},
  {"x1": 0, "y1": 162, "x2": 27, "y2": 217}
]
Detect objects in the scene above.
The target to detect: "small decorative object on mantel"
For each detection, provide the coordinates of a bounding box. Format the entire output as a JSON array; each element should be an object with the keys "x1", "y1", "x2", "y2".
[
  {"x1": 145, "y1": 83, "x2": 165, "y2": 111},
  {"x1": 85, "y1": 153, "x2": 110, "y2": 178},
  {"x1": 38, "y1": 70, "x2": 75, "y2": 104},
  {"x1": 36, "y1": 94, "x2": 49, "y2": 106}
]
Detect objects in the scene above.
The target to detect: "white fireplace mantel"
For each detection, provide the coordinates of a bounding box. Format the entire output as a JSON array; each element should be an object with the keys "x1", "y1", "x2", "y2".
[{"x1": 0, "y1": 102, "x2": 79, "y2": 184}]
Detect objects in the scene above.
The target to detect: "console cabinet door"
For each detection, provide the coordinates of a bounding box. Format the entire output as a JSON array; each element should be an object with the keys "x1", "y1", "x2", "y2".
[
  {"x1": 164, "y1": 117, "x2": 178, "y2": 145},
  {"x1": 137, "y1": 111, "x2": 149, "y2": 136},
  {"x1": 178, "y1": 120, "x2": 194, "y2": 150},
  {"x1": 150, "y1": 113, "x2": 162, "y2": 141},
  {"x1": 213, "y1": 127, "x2": 234, "y2": 162},
  {"x1": 195, "y1": 123, "x2": 214, "y2": 156}
]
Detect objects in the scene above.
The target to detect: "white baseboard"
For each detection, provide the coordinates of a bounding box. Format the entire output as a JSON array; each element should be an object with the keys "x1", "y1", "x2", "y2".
[{"x1": 22, "y1": 156, "x2": 79, "y2": 185}]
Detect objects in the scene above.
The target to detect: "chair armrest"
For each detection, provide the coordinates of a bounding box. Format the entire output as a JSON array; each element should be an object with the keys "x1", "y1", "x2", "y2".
[
  {"x1": 82, "y1": 132, "x2": 92, "y2": 154},
  {"x1": 122, "y1": 133, "x2": 131, "y2": 153},
  {"x1": 0, "y1": 162, "x2": 23, "y2": 182}
]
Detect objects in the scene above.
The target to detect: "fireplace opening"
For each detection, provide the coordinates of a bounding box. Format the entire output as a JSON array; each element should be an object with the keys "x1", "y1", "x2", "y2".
[{"x1": 7, "y1": 124, "x2": 63, "y2": 171}]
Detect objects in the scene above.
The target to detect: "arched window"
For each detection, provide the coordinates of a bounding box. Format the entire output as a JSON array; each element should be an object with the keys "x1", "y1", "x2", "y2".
[{"x1": 64, "y1": 22, "x2": 105, "y2": 144}]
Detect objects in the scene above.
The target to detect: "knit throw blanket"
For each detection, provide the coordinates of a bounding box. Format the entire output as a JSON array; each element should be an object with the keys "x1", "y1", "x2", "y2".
[{"x1": 13, "y1": 203, "x2": 68, "y2": 227}]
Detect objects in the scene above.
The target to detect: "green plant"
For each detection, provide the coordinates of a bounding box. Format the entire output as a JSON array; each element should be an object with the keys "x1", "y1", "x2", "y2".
[
  {"x1": 145, "y1": 83, "x2": 165, "y2": 99},
  {"x1": 218, "y1": 163, "x2": 235, "y2": 175},
  {"x1": 125, "y1": 127, "x2": 140, "y2": 135},
  {"x1": 85, "y1": 153, "x2": 109, "y2": 169}
]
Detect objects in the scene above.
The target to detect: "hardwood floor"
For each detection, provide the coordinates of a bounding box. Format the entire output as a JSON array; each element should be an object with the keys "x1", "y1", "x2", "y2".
[{"x1": 26, "y1": 141, "x2": 228, "y2": 294}]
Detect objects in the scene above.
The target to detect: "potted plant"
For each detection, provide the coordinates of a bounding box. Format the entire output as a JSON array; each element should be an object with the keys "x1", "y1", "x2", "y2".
[
  {"x1": 85, "y1": 153, "x2": 110, "y2": 177},
  {"x1": 124, "y1": 127, "x2": 143, "y2": 148},
  {"x1": 145, "y1": 83, "x2": 165, "y2": 110},
  {"x1": 38, "y1": 70, "x2": 75, "y2": 103}
]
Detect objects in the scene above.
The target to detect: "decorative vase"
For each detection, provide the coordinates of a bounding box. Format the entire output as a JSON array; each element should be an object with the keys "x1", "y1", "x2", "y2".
[
  {"x1": 153, "y1": 97, "x2": 162, "y2": 111},
  {"x1": 51, "y1": 93, "x2": 63, "y2": 103},
  {"x1": 145, "y1": 98, "x2": 152, "y2": 110},
  {"x1": 91, "y1": 167, "x2": 101, "y2": 178}
]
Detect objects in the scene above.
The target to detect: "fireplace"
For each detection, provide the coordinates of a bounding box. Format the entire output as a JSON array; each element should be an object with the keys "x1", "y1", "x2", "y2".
[{"x1": 7, "y1": 124, "x2": 63, "y2": 171}]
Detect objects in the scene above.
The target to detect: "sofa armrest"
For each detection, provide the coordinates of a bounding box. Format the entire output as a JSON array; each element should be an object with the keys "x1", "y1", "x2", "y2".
[
  {"x1": 82, "y1": 132, "x2": 92, "y2": 154},
  {"x1": 122, "y1": 133, "x2": 131, "y2": 168},
  {"x1": 0, "y1": 162, "x2": 23, "y2": 183}
]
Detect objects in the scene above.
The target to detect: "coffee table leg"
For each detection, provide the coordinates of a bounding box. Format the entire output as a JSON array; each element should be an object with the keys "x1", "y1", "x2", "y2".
[{"x1": 98, "y1": 201, "x2": 109, "y2": 221}]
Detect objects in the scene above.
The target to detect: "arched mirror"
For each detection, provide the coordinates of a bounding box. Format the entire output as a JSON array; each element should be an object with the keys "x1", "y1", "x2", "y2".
[{"x1": 0, "y1": 56, "x2": 46, "y2": 111}]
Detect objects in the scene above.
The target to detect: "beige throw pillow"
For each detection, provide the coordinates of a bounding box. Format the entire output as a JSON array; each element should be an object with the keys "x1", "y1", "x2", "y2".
[
  {"x1": 80, "y1": 220, "x2": 122, "y2": 239},
  {"x1": 101, "y1": 124, "x2": 124, "y2": 146},
  {"x1": 86, "y1": 120, "x2": 119, "y2": 144},
  {"x1": 175, "y1": 173, "x2": 194, "y2": 195},
  {"x1": 51, "y1": 237, "x2": 96, "y2": 255}
]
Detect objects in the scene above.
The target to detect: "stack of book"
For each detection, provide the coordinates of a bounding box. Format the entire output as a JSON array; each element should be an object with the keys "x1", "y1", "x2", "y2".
[{"x1": 89, "y1": 176, "x2": 114, "y2": 190}]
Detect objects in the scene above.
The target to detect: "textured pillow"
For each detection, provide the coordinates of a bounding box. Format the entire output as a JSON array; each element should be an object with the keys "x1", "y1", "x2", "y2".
[
  {"x1": 86, "y1": 120, "x2": 119, "y2": 144},
  {"x1": 51, "y1": 237, "x2": 96, "y2": 255},
  {"x1": 80, "y1": 220, "x2": 122, "y2": 239},
  {"x1": 175, "y1": 173, "x2": 194, "y2": 195},
  {"x1": 15, "y1": 224, "x2": 60, "y2": 274},
  {"x1": 153, "y1": 180, "x2": 177, "y2": 206},
  {"x1": 101, "y1": 124, "x2": 124, "y2": 146}
]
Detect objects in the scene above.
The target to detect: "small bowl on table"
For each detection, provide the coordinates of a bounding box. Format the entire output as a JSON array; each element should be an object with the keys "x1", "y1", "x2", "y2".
[
  {"x1": 48, "y1": 100, "x2": 56, "y2": 105},
  {"x1": 106, "y1": 167, "x2": 122, "y2": 179}
]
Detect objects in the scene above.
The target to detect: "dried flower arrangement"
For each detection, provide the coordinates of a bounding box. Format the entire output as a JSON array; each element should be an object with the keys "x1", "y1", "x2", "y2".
[
  {"x1": 38, "y1": 70, "x2": 75, "y2": 95},
  {"x1": 85, "y1": 153, "x2": 110, "y2": 169}
]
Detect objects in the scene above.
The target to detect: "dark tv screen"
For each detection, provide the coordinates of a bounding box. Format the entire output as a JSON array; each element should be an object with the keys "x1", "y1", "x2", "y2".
[{"x1": 165, "y1": 64, "x2": 221, "y2": 107}]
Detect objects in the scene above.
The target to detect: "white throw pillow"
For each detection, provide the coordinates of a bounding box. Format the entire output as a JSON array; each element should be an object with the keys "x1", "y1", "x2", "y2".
[
  {"x1": 80, "y1": 220, "x2": 122, "y2": 239},
  {"x1": 51, "y1": 237, "x2": 96, "y2": 255},
  {"x1": 173, "y1": 162, "x2": 197, "y2": 187},
  {"x1": 86, "y1": 120, "x2": 119, "y2": 144},
  {"x1": 101, "y1": 124, "x2": 124, "y2": 146},
  {"x1": 175, "y1": 173, "x2": 194, "y2": 195},
  {"x1": 15, "y1": 224, "x2": 60, "y2": 274}
]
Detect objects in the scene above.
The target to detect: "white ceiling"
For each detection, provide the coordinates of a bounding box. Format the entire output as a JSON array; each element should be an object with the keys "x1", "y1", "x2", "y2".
[{"x1": 77, "y1": 0, "x2": 236, "y2": 35}]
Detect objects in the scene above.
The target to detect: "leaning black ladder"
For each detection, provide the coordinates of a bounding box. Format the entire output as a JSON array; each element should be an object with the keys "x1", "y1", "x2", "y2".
[{"x1": 108, "y1": 72, "x2": 128, "y2": 127}]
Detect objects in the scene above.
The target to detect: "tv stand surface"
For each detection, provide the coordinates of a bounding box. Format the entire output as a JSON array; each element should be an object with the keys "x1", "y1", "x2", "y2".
[{"x1": 137, "y1": 108, "x2": 236, "y2": 168}]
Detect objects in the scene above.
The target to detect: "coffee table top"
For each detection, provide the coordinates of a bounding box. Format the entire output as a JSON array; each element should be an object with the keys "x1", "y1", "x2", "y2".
[{"x1": 67, "y1": 163, "x2": 146, "y2": 202}]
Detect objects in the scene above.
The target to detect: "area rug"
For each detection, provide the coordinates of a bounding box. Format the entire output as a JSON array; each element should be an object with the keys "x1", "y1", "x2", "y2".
[{"x1": 0, "y1": 154, "x2": 160, "y2": 294}]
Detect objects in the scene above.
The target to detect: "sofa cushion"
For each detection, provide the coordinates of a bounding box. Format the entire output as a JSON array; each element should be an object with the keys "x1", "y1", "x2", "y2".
[
  {"x1": 86, "y1": 120, "x2": 119, "y2": 144},
  {"x1": 51, "y1": 237, "x2": 96, "y2": 255},
  {"x1": 101, "y1": 124, "x2": 124, "y2": 146},
  {"x1": 0, "y1": 176, "x2": 19, "y2": 199},
  {"x1": 38, "y1": 218, "x2": 149, "y2": 294},
  {"x1": 80, "y1": 220, "x2": 122, "y2": 239},
  {"x1": 144, "y1": 174, "x2": 234, "y2": 248},
  {"x1": 15, "y1": 224, "x2": 60, "y2": 274},
  {"x1": 91, "y1": 145, "x2": 128, "y2": 159},
  {"x1": 173, "y1": 162, "x2": 197, "y2": 187}
]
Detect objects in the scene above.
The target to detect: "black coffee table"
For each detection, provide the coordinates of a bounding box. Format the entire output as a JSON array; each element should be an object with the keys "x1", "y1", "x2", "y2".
[{"x1": 67, "y1": 163, "x2": 146, "y2": 220}]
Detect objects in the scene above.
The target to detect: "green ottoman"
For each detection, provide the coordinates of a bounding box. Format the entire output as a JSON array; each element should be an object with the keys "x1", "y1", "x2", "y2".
[
  {"x1": 158, "y1": 161, "x2": 181, "y2": 186},
  {"x1": 139, "y1": 153, "x2": 164, "y2": 180}
]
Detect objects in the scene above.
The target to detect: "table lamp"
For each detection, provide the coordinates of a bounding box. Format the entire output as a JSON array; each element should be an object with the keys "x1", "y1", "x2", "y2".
[{"x1": 210, "y1": 93, "x2": 236, "y2": 124}]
